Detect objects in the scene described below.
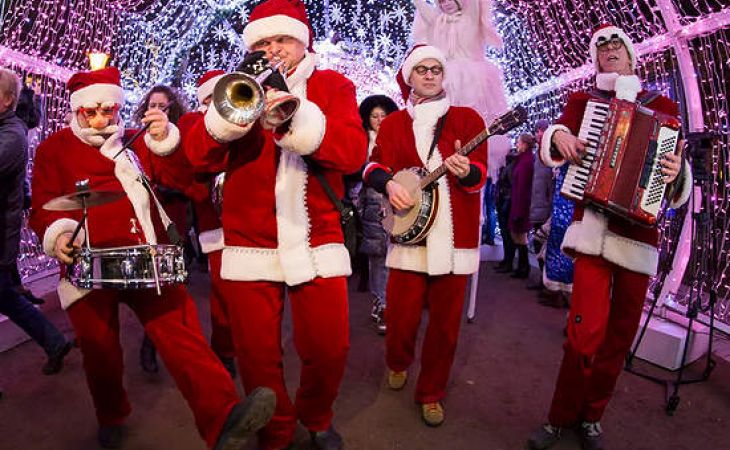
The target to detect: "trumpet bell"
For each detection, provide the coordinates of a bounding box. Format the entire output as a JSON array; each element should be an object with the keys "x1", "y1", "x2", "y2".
[{"x1": 212, "y1": 73, "x2": 265, "y2": 125}]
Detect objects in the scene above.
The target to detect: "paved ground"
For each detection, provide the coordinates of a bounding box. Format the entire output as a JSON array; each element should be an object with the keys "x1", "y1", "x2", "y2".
[{"x1": 1, "y1": 261, "x2": 728, "y2": 450}]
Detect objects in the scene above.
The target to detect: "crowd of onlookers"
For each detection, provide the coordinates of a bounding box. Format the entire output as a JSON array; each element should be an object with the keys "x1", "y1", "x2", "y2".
[{"x1": 487, "y1": 120, "x2": 575, "y2": 311}]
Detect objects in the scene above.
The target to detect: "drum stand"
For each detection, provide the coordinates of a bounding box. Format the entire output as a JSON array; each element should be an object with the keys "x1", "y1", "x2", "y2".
[{"x1": 625, "y1": 132, "x2": 719, "y2": 415}]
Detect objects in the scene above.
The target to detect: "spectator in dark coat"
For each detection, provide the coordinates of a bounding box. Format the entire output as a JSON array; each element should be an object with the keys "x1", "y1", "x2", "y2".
[
  {"x1": 528, "y1": 119, "x2": 553, "y2": 289},
  {"x1": 494, "y1": 149, "x2": 517, "y2": 273},
  {"x1": 0, "y1": 68, "x2": 71, "y2": 376},
  {"x1": 508, "y1": 133, "x2": 536, "y2": 279},
  {"x1": 358, "y1": 94, "x2": 399, "y2": 335}
]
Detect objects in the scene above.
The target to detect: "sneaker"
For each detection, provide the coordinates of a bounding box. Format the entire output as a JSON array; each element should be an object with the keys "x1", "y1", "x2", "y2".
[
  {"x1": 527, "y1": 423, "x2": 562, "y2": 450},
  {"x1": 387, "y1": 370, "x2": 407, "y2": 390},
  {"x1": 310, "y1": 425, "x2": 344, "y2": 450},
  {"x1": 580, "y1": 421, "x2": 605, "y2": 450},
  {"x1": 370, "y1": 301, "x2": 383, "y2": 322},
  {"x1": 214, "y1": 387, "x2": 276, "y2": 450},
  {"x1": 421, "y1": 402, "x2": 444, "y2": 427},
  {"x1": 97, "y1": 424, "x2": 124, "y2": 449},
  {"x1": 375, "y1": 306, "x2": 386, "y2": 335},
  {"x1": 42, "y1": 341, "x2": 72, "y2": 375}
]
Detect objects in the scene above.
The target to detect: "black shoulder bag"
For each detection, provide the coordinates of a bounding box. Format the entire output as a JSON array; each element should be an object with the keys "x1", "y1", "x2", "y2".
[{"x1": 303, "y1": 158, "x2": 361, "y2": 260}]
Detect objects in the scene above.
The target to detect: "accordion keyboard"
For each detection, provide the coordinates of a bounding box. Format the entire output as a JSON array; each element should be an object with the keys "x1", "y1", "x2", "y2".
[
  {"x1": 639, "y1": 126, "x2": 680, "y2": 216},
  {"x1": 560, "y1": 100, "x2": 610, "y2": 201}
]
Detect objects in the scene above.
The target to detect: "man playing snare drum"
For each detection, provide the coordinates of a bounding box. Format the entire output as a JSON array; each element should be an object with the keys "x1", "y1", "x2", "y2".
[{"x1": 30, "y1": 67, "x2": 274, "y2": 450}]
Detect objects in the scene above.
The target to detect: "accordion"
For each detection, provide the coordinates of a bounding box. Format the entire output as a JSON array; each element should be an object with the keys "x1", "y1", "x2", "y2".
[{"x1": 560, "y1": 97, "x2": 681, "y2": 226}]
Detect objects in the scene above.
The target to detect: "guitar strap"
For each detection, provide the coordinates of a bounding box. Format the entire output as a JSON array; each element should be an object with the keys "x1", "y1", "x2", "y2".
[{"x1": 426, "y1": 111, "x2": 448, "y2": 168}]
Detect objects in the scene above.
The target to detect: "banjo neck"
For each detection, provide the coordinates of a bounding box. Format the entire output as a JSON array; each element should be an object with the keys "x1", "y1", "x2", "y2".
[{"x1": 419, "y1": 127, "x2": 491, "y2": 190}]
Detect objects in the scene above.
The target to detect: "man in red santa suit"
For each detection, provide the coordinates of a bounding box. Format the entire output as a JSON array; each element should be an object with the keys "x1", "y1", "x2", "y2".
[
  {"x1": 184, "y1": 1, "x2": 367, "y2": 449},
  {"x1": 363, "y1": 44, "x2": 488, "y2": 428},
  {"x1": 30, "y1": 66, "x2": 274, "y2": 450},
  {"x1": 527, "y1": 25, "x2": 691, "y2": 450}
]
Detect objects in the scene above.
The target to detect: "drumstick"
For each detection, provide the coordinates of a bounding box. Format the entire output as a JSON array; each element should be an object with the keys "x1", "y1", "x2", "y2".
[
  {"x1": 113, "y1": 105, "x2": 170, "y2": 160},
  {"x1": 65, "y1": 210, "x2": 88, "y2": 256}
]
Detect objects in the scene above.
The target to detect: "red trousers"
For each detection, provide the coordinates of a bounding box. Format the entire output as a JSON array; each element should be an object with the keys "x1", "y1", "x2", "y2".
[
  {"x1": 220, "y1": 276, "x2": 350, "y2": 450},
  {"x1": 548, "y1": 254, "x2": 649, "y2": 426},
  {"x1": 66, "y1": 285, "x2": 239, "y2": 448},
  {"x1": 208, "y1": 250, "x2": 235, "y2": 358},
  {"x1": 385, "y1": 269, "x2": 468, "y2": 404}
]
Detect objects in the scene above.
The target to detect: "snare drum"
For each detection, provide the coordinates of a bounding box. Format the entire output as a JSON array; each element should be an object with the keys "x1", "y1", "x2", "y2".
[{"x1": 68, "y1": 244, "x2": 188, "y2": 289}]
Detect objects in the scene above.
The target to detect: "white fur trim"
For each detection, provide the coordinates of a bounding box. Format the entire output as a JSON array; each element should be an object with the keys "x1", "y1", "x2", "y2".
[
  {"x1": 560, "y1": 209, "x2": 608, "y2": 258},
  {"x1": 589, "y1": 26, "x2": 636, "y2": 72},
  {"x1": 42, "y1": 218, "x2": 86, "y2": 257},
  {"x1": 275, "y1": 97, "x2": 325, "y2": 156},
  {"x1": 669, "y1": 162, "x2": 692, "y2": 208},
  {"x1": 57, "y1": 279, "x2": 91, "y2": 310},
  {"x1": 204, "y1": 101, "x2": 254, "y2": 143},
  {"x1": 561, "y1": 208, "x2": 658, "y2": 276},
  {"x1": 243, "y1": 14, "x2": 310, "y2": 50},
  {"x1": 540, "y1": 124, "x2": 570, "y2": 168},
  {"x1": 386, "y1": 245, "x2": 480, "y2": 275},
  {"x1": 542, "y1": 273, "x2": 573, "y2": 293},
  {"x1": 595, "y1": 72, "x2": 619, "y2": 91},
  {"x1": 602, "y1": 231, "x2": 658, "y2": 276},
  {"x1": 197, "y1": 74, "x2": 224, "y2": 105},
  {"x1": 220, "y1": 244, "x2": 351, "y2": 284},
  {"x1": 70, "y1": 83, "x2": 124, "y2": 111},
  {"x1": 199, "y1": 228, "x2": 224, "y2": 254},
  {"x1": 401, "y1": 45, "x2": 447, "y2": 86},
  {"x1": 143, "y1": 122, "x2": 180, "y2": 156},
  {"x1": 99, "y1": 131, "x2": 157, "y2": 244},
  {"x1": 614, "y1": 75, "x2": 642, "y2": 102},
  {"x1": 285, "y1": 52, "x2": 318, "y2": 95}
]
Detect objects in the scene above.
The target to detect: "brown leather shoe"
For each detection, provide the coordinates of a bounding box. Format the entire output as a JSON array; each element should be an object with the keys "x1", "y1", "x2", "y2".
[{"x1": 421, "y1": 402, "x2": 444, "y2": 427}]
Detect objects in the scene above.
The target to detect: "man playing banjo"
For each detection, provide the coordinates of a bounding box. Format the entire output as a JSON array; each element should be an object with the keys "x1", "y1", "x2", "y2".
[
  {"x1": 363, "y1": 44, "x2": 488, "y2": 427},
  {"x1": 29, "y1": 67, "x2": 274, "y2": 450}
]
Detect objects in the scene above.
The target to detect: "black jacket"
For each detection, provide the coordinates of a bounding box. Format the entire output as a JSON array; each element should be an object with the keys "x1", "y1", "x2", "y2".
[{"x1": 0, "y1": 109, "x2": 29, "y2": 268}]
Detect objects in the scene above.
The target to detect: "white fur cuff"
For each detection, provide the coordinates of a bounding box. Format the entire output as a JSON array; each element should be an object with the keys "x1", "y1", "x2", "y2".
[
  {"x1": 204, "y1": 102, "x2": 253, "y2": 143},
  {"x1": 275, "y1": 98, "x2": 325, "y2": 156},
  {"x1": 199, "y1": 228, "x2": 224, "y2": 254},
  {"x1": 540, "y1": 124, "x2": 570, "y2": 168},
  {"x1": 144, "y1": 122, "x2": 180, "y2": 156},
  {"x1": 43, "y1": 218, "x2": 85, "y2": 257},
  {"x1": 57, "y1": 279, "x2": 91, "y2": 310}
]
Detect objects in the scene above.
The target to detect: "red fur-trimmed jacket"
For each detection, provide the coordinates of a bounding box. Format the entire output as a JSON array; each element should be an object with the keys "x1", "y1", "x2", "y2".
[
  {"x1": 539, "y1": 74, "x2": 692, "y2": 276},
  {"x1": 363, "y1": 98, "x2": 488, "y2": 275},
  {"x1": 30, "y1": 123, "x2": 180, "y2": 308},
  {"x1": 185, "y1": 54, "x2": 367, "y2": 286}
]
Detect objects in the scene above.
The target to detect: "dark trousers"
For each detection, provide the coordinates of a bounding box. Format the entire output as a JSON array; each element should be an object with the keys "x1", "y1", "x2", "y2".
[{"x1": 0, "y1": 268, "x2": 66, "y2": 357}]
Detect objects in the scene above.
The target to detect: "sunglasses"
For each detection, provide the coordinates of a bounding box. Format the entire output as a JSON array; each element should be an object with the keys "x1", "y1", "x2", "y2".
[
  {"x1": 78, "y1": 105, "x2": 120, "y2": 119},
  {"x1": 413, "y1": 65, "x2": 444, "y2": 76}
]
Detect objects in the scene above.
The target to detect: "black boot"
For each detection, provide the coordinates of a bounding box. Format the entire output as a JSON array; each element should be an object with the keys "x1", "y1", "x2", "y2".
[
  {"x1": 42, "y1": 340, "x2": 72, "y2": 375},
  {"x1": 97, "y1": 425, "x2": 124, "y2": 449},
  {"x1": 139, "y1": 334, "x2": 159, "y2": 374},
  {"x1": 494, "y1": 238, "x2": 516, "y2": 273},
  {"x1": 310, "y1": 425, "x2": 344, "y2": 450},
  {"x1": 511, "y1": 245, "x2": 529, "y2": 279}
]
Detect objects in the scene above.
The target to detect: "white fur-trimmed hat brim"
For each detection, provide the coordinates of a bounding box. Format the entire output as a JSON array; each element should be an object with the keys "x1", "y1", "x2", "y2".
[
  {"x1": 243, "y1": 14, "x2": 309, "y2": 50},
  {"x1": 401, "y1": 45, "x2": 447, "y2": 86},
  {"x1": 590, "y1": 26, "x2": 636, "y2": 72},
  {"x1": 198, "y1": 74, "x2": 225, "y2": 104},
  {"x1": 69, "y1": 83, "x2": 124, "y2": 111}
]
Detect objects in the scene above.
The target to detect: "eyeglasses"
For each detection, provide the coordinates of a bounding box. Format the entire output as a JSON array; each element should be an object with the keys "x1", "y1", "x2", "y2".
[
  {"x1": 78, "y1": 105, "x2": 119, "y2": 120},
  {"x1": 596, "y1": 36, "x2": 625, "y2": 52},
  {"x1": 413, "y1": 65, "x2": 444, "y2": 76}
]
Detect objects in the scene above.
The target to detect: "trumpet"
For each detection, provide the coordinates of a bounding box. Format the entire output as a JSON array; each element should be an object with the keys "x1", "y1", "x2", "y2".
[{"x1": 212, "y1": 58, "x2": 300, "y2": 127}]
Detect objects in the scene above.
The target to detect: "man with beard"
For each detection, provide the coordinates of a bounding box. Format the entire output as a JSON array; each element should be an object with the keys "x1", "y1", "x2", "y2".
[{"x1": 30, "y1": 67, "x2": 275, "y2": 450}]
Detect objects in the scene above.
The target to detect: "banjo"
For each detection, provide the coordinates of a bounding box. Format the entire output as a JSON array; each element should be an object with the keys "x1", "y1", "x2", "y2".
[{"x1": 382, "y1": 106, "x2": 528, "y2": 245}]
